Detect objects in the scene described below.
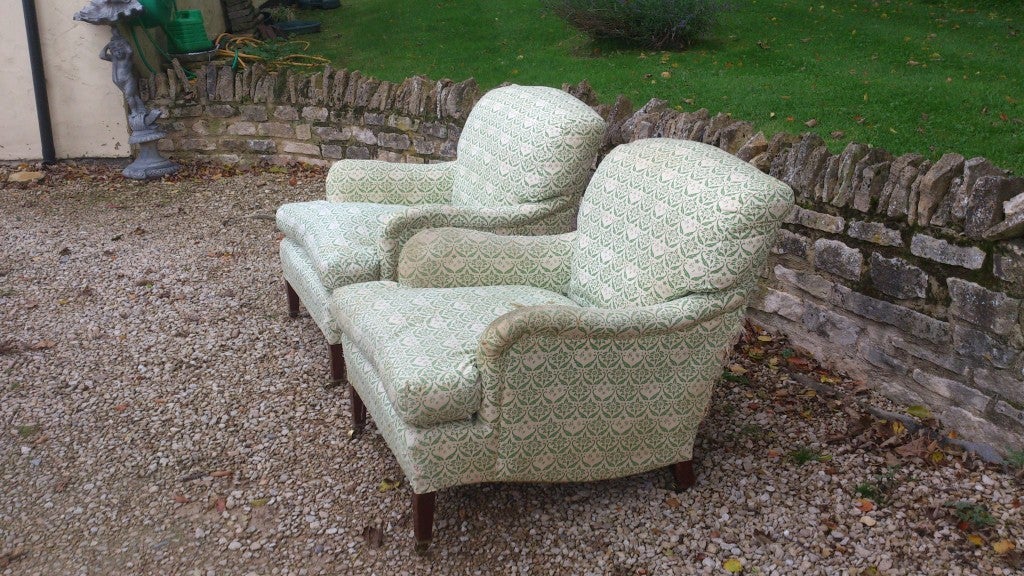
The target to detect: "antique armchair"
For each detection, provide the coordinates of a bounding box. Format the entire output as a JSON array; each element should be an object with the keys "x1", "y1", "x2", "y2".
[
  {"x1": 276, "y1": 84, "x2": 606, "y2": 383},
  {"x1": 329, "y1": 138, "x2": 794, "y2": 549}
]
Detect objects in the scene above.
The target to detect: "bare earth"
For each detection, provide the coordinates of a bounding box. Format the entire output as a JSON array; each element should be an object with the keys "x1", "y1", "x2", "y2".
[{"x1": 1, "y1": 163, "x2": 1021, "y2": 576}]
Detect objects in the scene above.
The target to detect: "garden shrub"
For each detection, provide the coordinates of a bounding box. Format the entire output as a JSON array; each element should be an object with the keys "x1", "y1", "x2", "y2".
[{"x1": 543, "y1": 0, "x2": 728, "y2": 50}]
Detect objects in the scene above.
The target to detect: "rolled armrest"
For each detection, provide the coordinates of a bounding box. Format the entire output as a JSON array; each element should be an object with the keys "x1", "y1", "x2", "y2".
[
  {"x1": 377, "y1": 200, "x2": 567, "y2": 279},
  {"x1": 477, "y1": 289, "x2": 748, "y2": 363},
  {"x1": 398, "y1": 228, "x2": 575, "y2": 291},
  {"x1": 325, "y1": 160, "x2": 455, "y2": 205}
]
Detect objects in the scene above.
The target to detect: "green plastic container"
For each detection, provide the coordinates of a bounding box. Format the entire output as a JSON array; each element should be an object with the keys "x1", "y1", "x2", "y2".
[
  {"x1": 165, "y1": 10, "x2": 213, "y2": 54},
  {"x1": 136, "y1": 0, "x2": 174, "y2": 28}
]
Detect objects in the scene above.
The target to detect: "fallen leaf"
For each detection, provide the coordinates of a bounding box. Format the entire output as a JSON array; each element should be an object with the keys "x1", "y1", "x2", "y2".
[
  {"x1": 114, "y1": 403, "x2": 128, "y2": 412},
  {"x1": 214, "y1": 497, "x2": 227, "y2": 513},
  {"x1": 967, "y1": 534, "x2": 985, "y2": 546},
  {"x1": 728, "y1": 364, "x2": 747, "y2": 375},
  {"x1": 994, "y1": 540, "x2": 1017, "y2": 554},
  {"x1": 378, "y1": 478, "x2": 401, "y2": 492},
  {"x1": 723, "y1": 558, "x2": 743, "y2": 573},
  {"x1": 173, "y1": 494, "x2": 190, "y2": 504},
  {"x1": 805, "y1": 118, "x2": 818, "y2": 127},
  {"x1": 665, "y1": 496, "x2": 680, "y2": 509},
  {"x1": 210, "y1": 470, "x2": 232, "y2": 478},
  {"x1": 857, "y1": 499, "x2": 876, "y2": 513}
]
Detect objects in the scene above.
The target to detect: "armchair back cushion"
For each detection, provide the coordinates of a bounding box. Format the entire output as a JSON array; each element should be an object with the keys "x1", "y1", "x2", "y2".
[
  {"x1": 567, "y1": 139, "x2": 794, "y2": 309},
  {"x1": 450, "y1": 85, "x2": 606, "y2": 209}
]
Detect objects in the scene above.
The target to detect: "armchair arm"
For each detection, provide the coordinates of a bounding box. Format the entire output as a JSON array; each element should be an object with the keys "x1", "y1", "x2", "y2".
[
  {"x1": 325, "y1": 159, "x2": 455, "y2": 205},
  {"x1": 377, "y1": 197, "x2": 574, "y2": 280},
  {"x1": 477, "y1": 289, "x2": 747, "y2": 364},
  {"x1": 398, "y1": 228, "x2": 575, "y2": 291}
]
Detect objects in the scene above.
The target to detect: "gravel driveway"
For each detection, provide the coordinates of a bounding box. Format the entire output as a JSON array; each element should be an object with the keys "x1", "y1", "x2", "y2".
[{"x1": 1, "y1": 163, "x2": 1021, "y2": 575}]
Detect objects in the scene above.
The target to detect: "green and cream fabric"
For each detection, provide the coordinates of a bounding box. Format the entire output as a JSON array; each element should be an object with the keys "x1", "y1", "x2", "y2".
[
  {"x1": 277, "y1": 84, "x2": 606, "y2": 344},
  {"x1": 329, "y1": 138, "x2": 794, "y2": 494}
]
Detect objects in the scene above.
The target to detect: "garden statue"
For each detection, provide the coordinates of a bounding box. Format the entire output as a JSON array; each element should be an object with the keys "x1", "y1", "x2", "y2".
[{"x1": 75, "y1": 0, "x2": 178, "y2": 179}]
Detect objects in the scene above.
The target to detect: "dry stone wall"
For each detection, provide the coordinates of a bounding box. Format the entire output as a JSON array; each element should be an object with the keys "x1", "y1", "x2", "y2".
[{"x1": 141, "y1": 65, "x2": 1024, "y2": 452}]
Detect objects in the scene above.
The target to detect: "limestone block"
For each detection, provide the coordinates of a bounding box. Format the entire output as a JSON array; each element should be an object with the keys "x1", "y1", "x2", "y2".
[
  {"x1": 258, "y1": 122, "x2": 296, "y2": 139},
  {"x1": 948, "y1": 157, "x2": 1005, "y2": 225},
  {"x1": 273, "y1": 106, "x2": 299, "y2": 121},
  {"x1": 736, "y1": 131, "x2": 768, "y2": 163},
  {"x1": 910, "y1": 234, "x2": 986, "y2": 270},
  {"x1": 772, "y1": 229, "x2": 812, "y2": 259},
  {"x1": 913, "y1": 369, "x2": 990, "y2": 413},
  {"x1": 852, "y1": 161, "x2": 891, "y2": 213},
  {"x1": 781, "y1": 134, "x2": 830, "y2": 199},
  {"x1": 239, "y1": 105, "x2": 268, "y2": 122},
  {"x1": 752, "y1": 288, "x2": 805, "y2": 322},
  {"x1": 786, "y1": 206, "x2": 845, "y2": 234},
  {"x1": 295, "y1": 124, "x2": 312, "y2": 141},
  {"x1": 846, "y1": 220, "x2": 903, "y2": 247},
  {"x1": 953, "y1": 325, "x2": 1019, "y2": 369},
  {"x1": 801, "y1": 302, "x2": 861, "y2": 346},
  {"x1": 860, "y1": 342, "x2": 910, "y2": 373},
  {"x1": 870, "y1": 253, "x2": 928, "y2": 299},
  {"x1": 281, "y1": 141, "x2": 321, "y2": 156},
  {"x1": 822, "y1": 142, "x2": 868, "y2": 205},
  {"x1": 834, "y1": 285, "x2": 950, "y2": 344},
  {"x1": 993, "y1": 240, "x2": 1024, "y2": 284},
  {"x1": 716, "y1": 121, "x2": 754, "y2": 154},
  {"x1": 351, "y1": 127, "x2": 378, "y2": 146},
  {"x1": 890, "y1": 337, "x2": 968, "y2": 376},
  {"x1": 313, "y1": 126, "x2": 349, "y2": 142},
  {"x1": 301, "y1": 106, "x2": 329, "y2": 122},
  {"x1": 984, "y1": 209, "x2": 1024, "y2": 241},
  {"x1": 379, "y1": 133, "x2": 411, "y2": 150},
  {"x1": 975, "y1": 368, "x2": 1024, "y2": 406},
  {"x1": 321, "y1": 144, "x2": 344, "y2": 159},
  {"x1": 419, "y1": 121, "x2": 448, "y2": 139},
  {"x1": 940, "y1": 406, "x2": 1024, "y2": 454},
  {"x1": 178, "y1": 138, "x2": 216, "y2": 151},
  {"x1": 215, "y1": 65, "x2": 234, "y2": 101},
  {"x1": 915, "y1": 153, "x2": 964, "y2": 226},
  {"x1": 964, "y1": 176, "x2": 1024, "y2": 239},
  {"x1": 882, "y1": 154, "x2": 926, "y2": 219},
  {"x1": 1005, "y1": 192, "x2": 1024, "y2": 217},
  {"x1": 701, "y1": 112, "x2": 734, "y2": 146},
  {"x1": 774, "y1": 265, "x2": 834, "y2": 300},
  {"x1": 368, "y1": 80, "x2": 395, "y2": 111},
  {"x1": 346, "y1": 146, "x2": 370, "y2": 160},
  {"x1": 395, "y1": 75, "x2": 434, "y2": 117},
  {"x1": 813, "y1": 239, "x2": 863, "y2": 281},
  {"x1": 993, "y1": 401, "x2": 1024, "y2": 429},
  {"x1": 203, "y1": 105, "x2": 234, "y2": 119},
  {"x1": 947, "y1": 278, "x2": 1021, "y2": 336}
]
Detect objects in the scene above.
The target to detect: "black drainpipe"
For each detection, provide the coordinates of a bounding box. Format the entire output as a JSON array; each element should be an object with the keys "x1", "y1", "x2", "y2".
[{"x1": 22, "y1": 0, "x2": 56, "y2": 164}]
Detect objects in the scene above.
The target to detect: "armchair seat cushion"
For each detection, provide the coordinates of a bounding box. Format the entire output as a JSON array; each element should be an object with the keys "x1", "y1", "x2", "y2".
[
  {"x1": 276, "y1": 200, "x2": 413, "y2": 289},
  {"x1": 333, "y1": 282, "x2": 578, "y2": 427}
]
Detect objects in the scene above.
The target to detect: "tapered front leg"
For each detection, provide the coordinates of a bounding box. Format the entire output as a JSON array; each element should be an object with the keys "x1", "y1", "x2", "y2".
[
  {"x1": 285, "y1": 281, "x2": 300, "y2": 318},
  {"x1": 349, "y1": 384, "x2": 366, "y2": 434},
  {"x1": 672, "y1": 460, "x2": 696, "y2": 491},
  {"x1": 413, "y1": 492, "x2": 437, "y2": 553},
  {"x1": 327, "y1": 343, "x2": 345, "y2": 388}
]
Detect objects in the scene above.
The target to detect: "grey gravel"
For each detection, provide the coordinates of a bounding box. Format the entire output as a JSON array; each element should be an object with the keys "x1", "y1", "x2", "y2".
[{"x1": 1, "y1": 164, "x2": 1022, "y2": 575}]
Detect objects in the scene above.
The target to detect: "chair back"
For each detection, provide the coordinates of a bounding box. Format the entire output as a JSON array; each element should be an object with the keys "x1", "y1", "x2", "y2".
[
  {"x1": 450, "y1": 85, "x2": 606, "y2": 209},
  {"x1": 567, "y1": 138, "x2": 793, "y2": 309}
]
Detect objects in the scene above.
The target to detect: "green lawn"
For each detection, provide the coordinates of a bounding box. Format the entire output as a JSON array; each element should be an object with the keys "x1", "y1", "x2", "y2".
[{"x1": 296, "y1": 0, "x2": 1023, "y2": 173}]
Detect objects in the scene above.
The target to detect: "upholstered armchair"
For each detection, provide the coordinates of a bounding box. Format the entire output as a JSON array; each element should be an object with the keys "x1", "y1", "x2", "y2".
[
  {"x1": 329, "y1": 138, "x2": 794, "y2": 549},
  {"x1": 276, "y1": 85, "x2": 606, "y2": 383}
]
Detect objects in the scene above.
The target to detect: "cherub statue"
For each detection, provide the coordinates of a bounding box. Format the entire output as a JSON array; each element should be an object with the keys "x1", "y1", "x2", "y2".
[{"x1": 100, "y1": 28, "x2": 161, "y2": 131}]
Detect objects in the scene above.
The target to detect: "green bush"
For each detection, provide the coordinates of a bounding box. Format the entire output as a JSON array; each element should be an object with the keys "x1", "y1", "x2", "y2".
[{"x1": 542, "y1": 0, "x2": 728, "y2": 50}]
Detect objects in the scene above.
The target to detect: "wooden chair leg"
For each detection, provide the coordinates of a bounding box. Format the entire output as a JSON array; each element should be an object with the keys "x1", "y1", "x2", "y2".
[
  {"x1": 327, "y1": 343, "x2": 344, "y2": 388},
  {"x1": 672, "y1": 460, "x2": 696, "y2": 491},
  {"x1": 413, "y1": 492, "x2": 436, "y2": 553},
  {"x1": 285, "y1": 281, "x2": 300, "y2": 318},
  {"x1": 349, "y1": 384, "x2": 366, "y2": 434}
]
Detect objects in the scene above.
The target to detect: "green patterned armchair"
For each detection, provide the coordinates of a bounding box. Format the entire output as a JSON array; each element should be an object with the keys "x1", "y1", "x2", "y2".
[
  {"x1": 328, "y1": 138, "x2": 794, "y2": 549},
  {"x1": 276, "y1": 85, "x2": 606, "y2": 383}
]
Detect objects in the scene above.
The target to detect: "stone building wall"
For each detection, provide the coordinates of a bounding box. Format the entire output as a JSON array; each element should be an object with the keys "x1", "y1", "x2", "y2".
[{"x1": 141, "y1": 64, "x2": 1024, "y2": 452}]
